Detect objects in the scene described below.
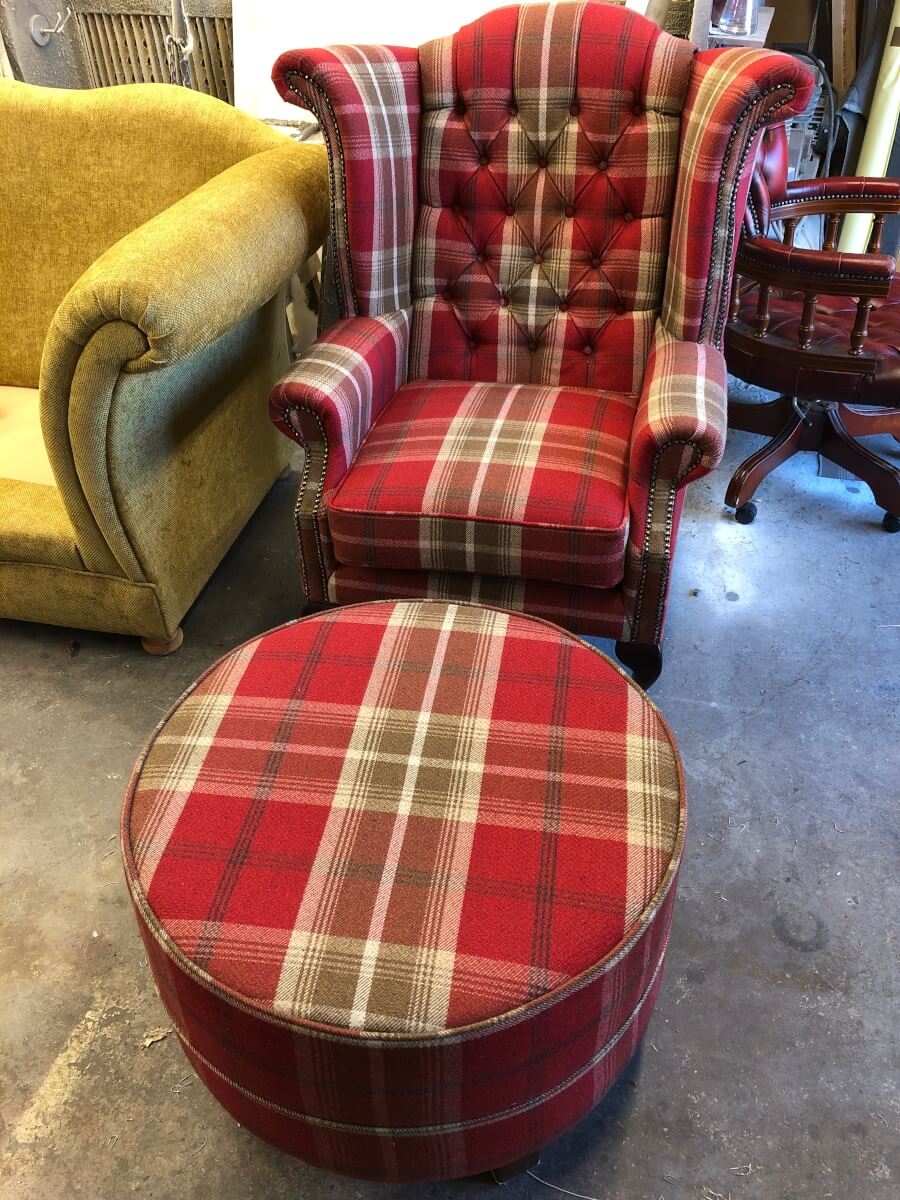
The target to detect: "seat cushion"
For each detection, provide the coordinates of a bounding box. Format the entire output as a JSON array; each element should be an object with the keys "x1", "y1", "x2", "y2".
[
  {"x1": 0, "y1": 385, "x2": 55, "y2": 487},
  {"x1": 327, "y1": 380, "x2": 634, "y2": 588},
  {"x1": 730, "y1": 276, "x2": 900, "y2": 404}
]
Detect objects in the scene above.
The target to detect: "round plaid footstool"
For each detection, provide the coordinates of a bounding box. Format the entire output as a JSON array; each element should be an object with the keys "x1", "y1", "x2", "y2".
[{"x1": 122, "y1": 600, "x2": 685, "y2": 1183}]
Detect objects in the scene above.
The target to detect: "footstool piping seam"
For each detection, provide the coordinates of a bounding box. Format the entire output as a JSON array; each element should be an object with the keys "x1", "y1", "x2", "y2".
[{"x1": 172, "y1": 938, "x2": 667, "y2": 1135}]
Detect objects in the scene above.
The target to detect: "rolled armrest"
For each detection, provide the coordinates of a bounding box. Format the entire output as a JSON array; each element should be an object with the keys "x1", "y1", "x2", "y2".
[
  {"x1": 629, "y1": 323, "x2": 728, "y2": 499},
  {"x1": 270, "y1": 309, "x2": 411, "y2": 486},
  {"x1": 44, "y1": 140, "x2": 328, "y2": 376},
  {"x1": 737, "y1": 236, "x2": 895, "y2": 298},
  {"x1": 623, "y1": 323, "x2": 727, "y2": 646}
]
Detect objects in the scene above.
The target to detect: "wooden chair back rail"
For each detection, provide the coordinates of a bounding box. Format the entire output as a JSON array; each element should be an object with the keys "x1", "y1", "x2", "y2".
[{"x1": 770, "y1": 196, "x2": 900, "y2": 220}]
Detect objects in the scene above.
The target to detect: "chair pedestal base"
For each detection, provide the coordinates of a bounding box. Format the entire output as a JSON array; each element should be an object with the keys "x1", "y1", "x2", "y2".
[
  {"x1": 726, "y1": 397, "x2": 900, "y2": 524},
  {"x1": 615, "y1": 641, "x2": 663, "y2": 690}
]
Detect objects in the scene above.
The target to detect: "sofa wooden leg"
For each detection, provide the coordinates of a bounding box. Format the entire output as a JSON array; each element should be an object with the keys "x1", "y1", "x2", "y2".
[
  {"x1": 488, "y1": 1150, "x2": 541, "y2": 1184},
  {"x1": 615, "y1": 640, "x2": 663, "y2": 690},
  {"x1": 141, "y1": 628, "x2": 184, "y2": 656}
]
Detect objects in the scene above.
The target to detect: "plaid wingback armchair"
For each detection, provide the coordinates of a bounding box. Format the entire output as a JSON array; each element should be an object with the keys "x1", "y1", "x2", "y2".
[{"x1": 269, "y1": 2, "x2": 811, "y2": 686}]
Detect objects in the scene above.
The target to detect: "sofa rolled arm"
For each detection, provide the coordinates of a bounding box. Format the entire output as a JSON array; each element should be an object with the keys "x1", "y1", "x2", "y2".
[
  {"x1": 43, "y1": 140, "x2": 329, "y2": 377},
  {"x1": 270, "y1": 309, "x2": 411, "y2": 486},
  {"x1": 623, "y1": 323, "x2": 728, "y2": 646}
]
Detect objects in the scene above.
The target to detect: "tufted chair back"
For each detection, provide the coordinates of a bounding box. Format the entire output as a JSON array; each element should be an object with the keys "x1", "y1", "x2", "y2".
[{"x1": 408, "y1": 3, "x2": 695, "y2": 393}]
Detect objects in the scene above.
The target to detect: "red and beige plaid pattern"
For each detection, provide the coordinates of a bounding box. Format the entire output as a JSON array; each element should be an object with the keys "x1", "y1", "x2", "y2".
[
  {"x1": 269, "y1": 5, "x2": 812, "y2": 655},
  {"x1": 328, "y1": 379, "x2": 634, "y2": 587},
  {"x1": 326, "y1": 564, "x2": 630, "y2": 638},
  {"x1": 624, "y1": 322, "x2": 728, "y2": 643},
  {"x1": 270, "y1": 311, "x2": 410, "y2": 601},
  {"x1": 662, "y1": 48, "x2": 813, "y2": 345},
  {"x1": 411, "y1": 3, "x2": 694, "y2": 392},
  {"x1": 124, "y1": 600, "x2": 685, "y2": 1181},
  {"x1": 274, "y1": 45, "x2": 420, "y2": 318}
]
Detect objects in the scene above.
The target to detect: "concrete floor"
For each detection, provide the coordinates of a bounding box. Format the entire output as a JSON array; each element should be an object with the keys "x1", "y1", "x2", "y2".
[{"x1": 1, "y1": 391, "x2": 898, "y2": 1199}]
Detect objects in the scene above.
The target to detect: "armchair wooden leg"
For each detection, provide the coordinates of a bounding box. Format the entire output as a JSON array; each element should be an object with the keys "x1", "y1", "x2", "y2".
[
  {"x1": 141, "y1": 628, "x2": 184, "y2": 656},
  {"x1": 724, "y1": 407, "x2": 819, "y2": 511},
  {"x1": 615, "y1": 641, "x2": 663, "y2": 690}
]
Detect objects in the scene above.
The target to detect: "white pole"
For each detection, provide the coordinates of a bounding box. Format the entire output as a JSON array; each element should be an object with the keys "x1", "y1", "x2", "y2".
[{"x1": 838, "y1": 0, "x2": 900, "y2": 251}]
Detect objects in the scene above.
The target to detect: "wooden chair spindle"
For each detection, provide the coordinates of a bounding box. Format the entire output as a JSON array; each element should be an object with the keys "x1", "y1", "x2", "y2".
[{"x1": 798, "y1": 294, "x2": 817, "y2": 349}]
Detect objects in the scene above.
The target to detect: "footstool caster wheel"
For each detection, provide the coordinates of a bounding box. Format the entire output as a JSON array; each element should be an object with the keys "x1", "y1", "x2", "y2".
[
  {"x1": 882, "y1": 512, "x2": 900, "y2": 533},
  {"x1": 488, "y1": 1151, "x2": 541, "y2": 1184},
  {"x1": 140, "y1": 628, "x2": 183, "y2": 656},
  {"x1": 734, "y1": 501, "x2": 758, "y2": 525}
]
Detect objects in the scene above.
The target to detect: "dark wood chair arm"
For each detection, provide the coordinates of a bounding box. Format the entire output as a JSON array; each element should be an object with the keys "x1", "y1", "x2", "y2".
[
  {"x1": 736, "y1": 236, "x2": 896, "y2": 299},
  {"x1": 771, "y1": 177, "x2": 900, "y2": 223},
  {"x1": 729, "y1": 235, "x2": 896, "y2": 359}
]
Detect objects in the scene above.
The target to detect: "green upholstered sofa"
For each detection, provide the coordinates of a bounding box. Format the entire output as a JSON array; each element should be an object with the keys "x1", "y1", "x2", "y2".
[{"x1": 0, "y1": 81, "x2": 328, "y2": 652}]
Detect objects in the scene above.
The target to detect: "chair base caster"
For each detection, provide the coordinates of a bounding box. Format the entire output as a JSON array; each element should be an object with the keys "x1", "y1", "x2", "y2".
[
  {"x1": 141, "y1": 628, "x2": 184, "y2": 656},
  {"x1": 882, "y1": 512, "x2": 900, "y2": 533},
  {"x1": 734, "y1": 501, "x2": 758, "y2": 525}
]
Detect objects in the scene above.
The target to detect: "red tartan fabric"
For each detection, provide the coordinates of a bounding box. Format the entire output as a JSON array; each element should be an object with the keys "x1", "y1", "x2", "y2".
[
  {"x1": 326, "y1": 565, "x2": 629, "y2": 638},
  {"x1": 662, "y1": 48, "x2": 813, "y2": 346},
  {"x1": 274, "y1": 46, "x2": 420, "y2": 318},
  {"x1": 328, "y1": 379, "x2": 634, "y2": 587},
  {"x1": 411, "y1": 3, "x2": 694, "y2": 391},
  {"x1": 269, "y1": 5, "x2": 812, "y2": 655},
  {"x1": 124, "y1": 600, "x2": 685, "y2": 1181}
]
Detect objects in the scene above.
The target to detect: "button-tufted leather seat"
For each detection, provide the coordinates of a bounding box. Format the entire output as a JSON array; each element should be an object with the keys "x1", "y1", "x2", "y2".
[{"x1": 268, "y1": 2, "x2": 812, "y2": 686}]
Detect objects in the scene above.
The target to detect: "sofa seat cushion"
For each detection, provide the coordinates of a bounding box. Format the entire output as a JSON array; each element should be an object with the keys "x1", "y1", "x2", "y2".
[
  {"x1": 328, "y1": 380, "x2": 634, "y2": 588},
  {"x1": 0, "y1": 386, "x2": 55, "y2": 487},
  {"x1": 0, "y1": 479, "x2": 82, "y2": 570}
]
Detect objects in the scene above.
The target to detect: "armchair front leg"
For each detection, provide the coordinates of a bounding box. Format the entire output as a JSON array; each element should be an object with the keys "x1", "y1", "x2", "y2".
[
  {"x1": 270, "y1": 310, "x2": 410, "y2": 603},
  {"x1": 620, "y1": 324, "x2": 728, "y2": 685}
]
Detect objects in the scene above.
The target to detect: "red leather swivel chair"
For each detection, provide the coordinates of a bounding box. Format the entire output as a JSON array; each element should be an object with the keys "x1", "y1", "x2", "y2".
[{"x1": 725, "y1": 124, "x2": 900, "y2": 530}]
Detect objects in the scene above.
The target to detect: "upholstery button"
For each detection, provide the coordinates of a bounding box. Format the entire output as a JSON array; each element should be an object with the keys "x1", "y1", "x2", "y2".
[
  {"x1": 506, "y1": 204, "x2": 516, "y2": 217},
  {"x1": 455, "y1": 100, "x2": 466, "y2": 116},
  {"x1": 597, "y1": 159, "x2": 608, "y2": 171},
  {"x1": 538, "y1": 156, "x2": 548, "y2": 169},
  {"x1": 453, "y1": 203, "x2": 462, "y2": 213},
  {"x1": 569, "y1": 102, "x2": 580, "y2": 116},
  {"x1": 565, "y1": 205, "x2": 575, "y2": 218},
  {"x1": 499, "y1": 295, "x2": 509, "y2": 307},
  {"x1": 590, "y1": 257, "x2": 600, "y2": 268},
  {"x1": 479, "y1": 154, "x2": 489, "y2": 167},
  {"x1": 527, "y1": 339, "x2": 537, "y2": 352},
  {"x1": 533, "y1": 253, "x2": 543, "y2": 265},
  {"x1": 583, "y1": 344, "x2": 594, "y2": 356},
  {"x1": 559, "y1": 300, "x2": 569, "y2": 313},
  {"x1": 508, "y1": 103, "x2": 518, "y2": 116},
  {"x1": 442, "y1": 289, "x2": 452, "y2": 301},
  {"x1": 624, "y1": 211, "x2": 634, "y2": 223}
]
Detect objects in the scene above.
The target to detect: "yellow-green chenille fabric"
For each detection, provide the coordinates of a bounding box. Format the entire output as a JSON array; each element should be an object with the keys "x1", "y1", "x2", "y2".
[{"x1": 0, "y1": 80, "x2": 329, "y2": 642}]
